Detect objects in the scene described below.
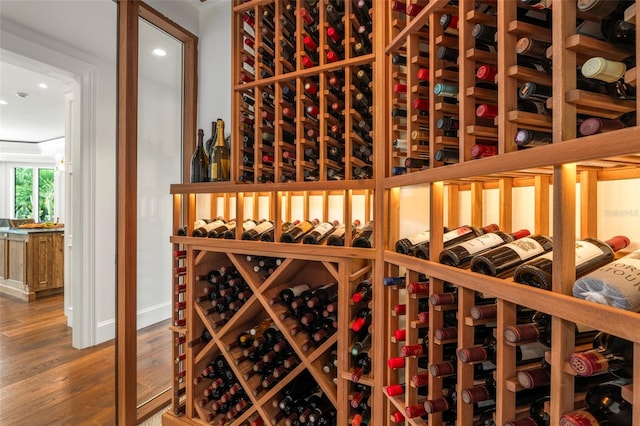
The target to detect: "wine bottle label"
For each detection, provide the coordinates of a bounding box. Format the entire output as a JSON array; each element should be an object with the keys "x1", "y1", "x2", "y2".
[
  {"x1": 314, "y1": 222, "x2": 335, "y2": 237},
  {"x1": 456, "y1": 233, "x2": 506, "y2": 255},
  {"x1": 242, "y1": 221, "x2": 258, "y2": 231},
  {"x1": 443, "y1": 226, "x2": 473, "y2": 242},
  {"x1": 519, "y1": 341, "x2": 549, "y2": 361},
  {"x1": 252, "y1": 221, "x2": 274, "y2": 234},
  {"x1": 536, "y1": 240, "x2": 604, "y2": 266},
  {"x1": 202, "y1": 219, "x2": 226, "y2": 232},
  {"x1": 193, "y1": 219, "x2": 207, "y2": 228},
  {"x1": 296, "y1": 221, "x2": 314, "y2": 233},
  {"x1": 504, "y1": 237, "x2": 546, "y2": 261},
  {"x1": 406, "y1": 230, "x2": 430, "y2": 245},
  {"x1": 573, "y1": 249, "x2": 640, "y2": 311},
  {"x1": 331, "y1": 226, "x2": 346, "y2": 237}
]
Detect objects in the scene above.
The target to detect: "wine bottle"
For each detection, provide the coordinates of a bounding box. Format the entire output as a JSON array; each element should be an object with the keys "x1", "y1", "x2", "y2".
[
  {"x1": 573, "y1": 248, "x2": 640, "y2": 312},
  {"x1": 504, "y1": 311, "x2": 597, "y2": 347},
  {"x1": 206, "y1": 219, "x2": 235, "y2": 238},
  {"x1": 260, "y1": 220, "x2": 298, "y2": 242},
  {"x1": 581, "y1": 56, "x2": 636, "y2": 100},
  {"x1": 351, "y1": 307, "x2": 372, "y2": 332},
  {"x1": 351, "y1": 280, "x2": 372, "y2": 303},
  {"x1": 513, "y1": 235, "x2": 630, "y2": 290},
  {"x1": 192, "y1": 218, "x2": 226, "y2": 238},
  {"x1": 413, "y1": 224, "x2": 500, "y2": 259},
  {"x1": 352, "y1": 221, "x2": 374, "y2": 248},
  {"x1": 434, "y1": 148, "x2": 459, "y2": 164},
  {"x1": 190, "y1": 129, "x2": 210, "y2": 183},
  {"x1": 210, "y1": 119, "x2": 230, "y2": 181},
  {"x1": 516, "y1": 37, "x2": 551, "y2": 58},
  {"x1": 326, "y1": 220, "x2": 359, "y2": 246},
  {"x1": 241, "y1": 220, "x2": 274, "y2": 240},
  {"x1": 204, "y1": 120, "x2": 217, "y2": 159},
  {"x1": 568, "y1": 331, "x2": 634, "y2": 377},
  {"x1": 351, "y1": 350, "x2": 372, "y2": 382},
  {"x1": 559, "y1": 379, "x2": 633, "y2": 426},
  {"x1": 440, "y1": 229, "x2": 531, "y2": 268},
  {"x1": 280, "y1": 219, "x2": 319, "y2": 243},
  {"x1": 458, "y1": 335, "x2": 548, "y2": 366},
  {"x1": 395, "y1": 227, "x2": 447, "y2": 255},
  {"x1": 514, "y1": 129, "x2": 553, "y2": 147},
  {"x1": 303, "y1": 220, "x2": 338, "y2": 245},
  {"x1": 470, "y1": 234, "x2": 553, "y2": 277},
  {"x1": 471, "y1": 143, "x2": 498, "y2": 159},
  {"x1": 579, "y1": 116, "x2": 630, "y2": 136}
]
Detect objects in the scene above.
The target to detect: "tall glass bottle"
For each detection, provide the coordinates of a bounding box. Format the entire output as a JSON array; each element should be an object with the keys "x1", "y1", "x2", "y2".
[
  {"x1": 190, "y1": 129, "x2": 210, "y2": 183},
  {"x1": 210, "y1": 118, "x2": 230, "y2": 181},
  {"x1": 204, "y1": 120, "x2": 217, "y2": 159}
]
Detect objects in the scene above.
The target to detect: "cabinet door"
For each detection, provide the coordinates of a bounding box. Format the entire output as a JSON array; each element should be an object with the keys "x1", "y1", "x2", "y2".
[
  {"x1": 28, "y1": 234, "x2": 52, "y2": 291},
  {"x1": 0, "y1": 233, "x2": 6, "y2": 280},
  {"x1": 52, "y1": 233, "x2": 64, "y2": 289}
]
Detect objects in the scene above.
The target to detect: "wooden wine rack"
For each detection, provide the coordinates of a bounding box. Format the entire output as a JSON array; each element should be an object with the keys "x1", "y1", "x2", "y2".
[
  {"x1": 164, "y1": 0, "x2": 640, "y2": 425},
  {"x1": 383, "y1": 1, "x2": 640, "y2": 425}
]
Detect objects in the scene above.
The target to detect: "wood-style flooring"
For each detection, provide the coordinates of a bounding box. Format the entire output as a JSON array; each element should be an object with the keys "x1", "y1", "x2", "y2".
[{"x1": 0, "y1": 293, "x2": 171, "y2": 425}]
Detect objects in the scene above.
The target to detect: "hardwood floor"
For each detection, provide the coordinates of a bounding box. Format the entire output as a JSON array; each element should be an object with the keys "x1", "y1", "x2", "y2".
[{"x1": 0, "y1": 293, "x2": 171, "y2": 425}]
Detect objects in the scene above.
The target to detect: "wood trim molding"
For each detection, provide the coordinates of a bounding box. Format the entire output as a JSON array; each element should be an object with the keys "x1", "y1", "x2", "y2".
[
  {"x1": 117, "y1": 1, "x2": 198, "y2": 423},
  {"x1": 116, "y1": 1, "x2": 139, "y2": 424}
]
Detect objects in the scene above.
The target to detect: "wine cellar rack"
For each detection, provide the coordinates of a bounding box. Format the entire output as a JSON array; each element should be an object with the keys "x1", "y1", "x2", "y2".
[{"x1": 164, "y1": 0, "x2": 640, "y2": 425}]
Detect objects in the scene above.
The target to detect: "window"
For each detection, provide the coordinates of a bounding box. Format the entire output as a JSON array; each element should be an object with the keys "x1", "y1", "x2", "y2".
[{"x1": 13, "y1": 166, "x2": 55, "y2": 222}]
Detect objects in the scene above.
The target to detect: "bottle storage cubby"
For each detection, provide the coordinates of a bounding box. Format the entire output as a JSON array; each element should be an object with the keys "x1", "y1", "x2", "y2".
[
  {"x1": 169, "y1": 233, "x2": 374, "y2": 425},
  {"x1": 167, "y1": 0, "x2": 640, "y2": 425},
  {"x1": 234, "y1": 0, "x2": 376, "y2": 184},
  {"x1": 173, "y1": 188, "x2": 374, "y2": 249}
]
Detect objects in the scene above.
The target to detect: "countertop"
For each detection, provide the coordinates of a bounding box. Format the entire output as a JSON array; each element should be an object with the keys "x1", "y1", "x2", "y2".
[{"x1": 0, "y1": 226, "x2": 65, "y2": 235}]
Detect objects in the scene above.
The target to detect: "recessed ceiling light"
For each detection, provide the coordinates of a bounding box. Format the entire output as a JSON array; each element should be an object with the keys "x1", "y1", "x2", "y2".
[
  {"x1": 0, "y1": 100, "x2": 7, "y2": 105},
  {"x1": 38, "y1": 83, "x2": 48, "y2": 89},
  {"x1": 152, "y1": 48, "x2": 167, "y2": 57}
]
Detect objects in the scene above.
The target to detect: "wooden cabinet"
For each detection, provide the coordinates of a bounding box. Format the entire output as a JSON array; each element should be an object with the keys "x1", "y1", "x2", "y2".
[{"x1": 0, "y1": 229, "x2": 65, "y2": 301}]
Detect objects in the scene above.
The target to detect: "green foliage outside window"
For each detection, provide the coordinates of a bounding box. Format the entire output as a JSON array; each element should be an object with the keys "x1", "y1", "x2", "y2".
[
  {"x1": 14, "y1": 167, "x2": 55, "y2": 221},
  {"x1": 39, "y1": 169, "x2": 55, "y2": 222},
  {"x1": 14, "y1": 168, "x2": 33, "y2": 219}
]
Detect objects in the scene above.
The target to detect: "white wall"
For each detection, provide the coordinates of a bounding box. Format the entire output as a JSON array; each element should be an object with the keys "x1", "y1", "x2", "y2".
[
  {"x1": 0, "y1": 1, "x2": 202, "y2": 346},
  {"x1": 198, "y1": 1, "x2": 232, "y2": 129}
]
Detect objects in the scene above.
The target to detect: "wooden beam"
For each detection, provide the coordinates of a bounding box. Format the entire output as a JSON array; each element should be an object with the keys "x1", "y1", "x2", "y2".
[
  {"x1": 579, "y1": 170, "x2": 598, "y2": 238},
  {"x1": 116, "y1": 1, "x2": 139, "y2": 424}
]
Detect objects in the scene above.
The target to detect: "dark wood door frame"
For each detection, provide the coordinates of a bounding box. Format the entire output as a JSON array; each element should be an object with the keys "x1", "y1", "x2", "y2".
[{"x1": 116, "y1": 1, "x2": 197, "y2": 424}]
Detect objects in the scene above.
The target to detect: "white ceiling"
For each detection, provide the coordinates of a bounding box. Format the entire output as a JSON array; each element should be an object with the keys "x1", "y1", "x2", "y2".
[
  {"x1": 0, "y1": 0, "x2": 202, "y2": 144},
  {"x1": 0, "y1": 60, "x2": 67, "y2": 143}
]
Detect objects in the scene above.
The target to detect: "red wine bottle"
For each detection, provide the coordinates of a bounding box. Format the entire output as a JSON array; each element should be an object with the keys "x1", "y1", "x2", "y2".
[
  {"x1": 504, "y1": 312, "x2": 596, "y2": 347},
  {"x1": 513, "y1": 235, "x2": 629, "y2": 290},
  {"x1": 559, "y1": 378, "x2": 633, "y2": 426},
  {"x1": 280, "y1": 219, "x2": 319, "y2": 243},
  {"x1": 458, "y1": 335, "x2": 548, "y2": 367},
  {"x1": 470, "y1": 234, "x2": 553, "y2": 277},
  {"x1": 439, "y1": 229, "x2": 530, "y2": 268},
  {"x1": 352, "y1": 280, "x2": 372, "y2": 303},
  {"x1": 569, "y1": 331, "x2": 634, "y2": 377},
  {"x1": 303, "y1": 220, "x2": 338, "y2": 245},
  {"x1": 413, "y1": 224, "x2": 500, "y2": 259}
]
